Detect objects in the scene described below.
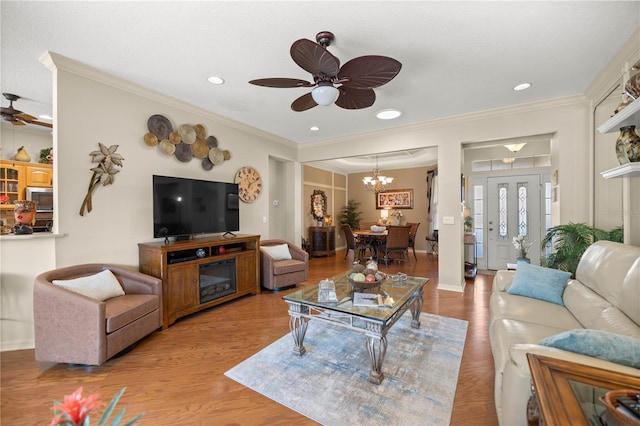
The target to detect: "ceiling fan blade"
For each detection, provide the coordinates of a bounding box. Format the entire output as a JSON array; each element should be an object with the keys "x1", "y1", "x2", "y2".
[
  {"x1": 291, "y1": 92, "x2": 317, "y2": 112},
  {"x1": 290, "y1": 39, "x2": 340, "y2": 78},
  {"x1": 9, "y1": 118, "x2": 26, "y2": 126},
  {"x1": 31, "y1": 120, "x2": 53, "y2": 129},
  {"x1": 16, "y1": 112, "x2": 37, "y2": 123},
  {"x1": 338, "y1": 56, "x2": 402, "y2": 89},
  {"x1": 335, "y1": 87, "x2": 376, "y2": 110},
  {"x1": 249, "y1": 78, "x2": 314, "y2": 88}
]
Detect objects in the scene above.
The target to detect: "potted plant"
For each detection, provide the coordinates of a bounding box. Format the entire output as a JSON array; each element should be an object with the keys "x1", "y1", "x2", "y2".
[
  {"x1": 464, "y1": 216, "x2": 474, "y2": 233},
  {"x1": 512, "y1": 234, "x2": 533, "y2": 263},
  {"x1": 338, "y1": 199, "x2": 362, "y2": 230},
  {"x1": 540, "y1": 223, "x2": 623, "y2": 278}
]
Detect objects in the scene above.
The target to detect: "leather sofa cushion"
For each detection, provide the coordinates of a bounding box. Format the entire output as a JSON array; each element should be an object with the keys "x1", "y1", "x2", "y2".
[
  {"x1": 273, "y1": 259, "x2": 306, "y2": 275},
  {"x1": 576, "y1": 241, "x2": 640, "y2": 308},
  {"x1": 490, "y1": 291, "x2": 582, "y2": 330},
  {"x1": 620, "y1": 258, "x2": 640, "y2": 325},
  {"x1": 105, "y1": 294, "x2": 159, "y2": 333},
  {"x1": 564, "y1": 280, "x2": 640, "y2": 337},
  {"x1": 490, "y1": 318, "x2": 570, "y2": 375}
]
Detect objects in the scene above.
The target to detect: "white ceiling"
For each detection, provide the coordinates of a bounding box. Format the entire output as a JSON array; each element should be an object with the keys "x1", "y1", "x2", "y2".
[{"x1": 2, "y1": 1, "x2": 638, "y2": 154}]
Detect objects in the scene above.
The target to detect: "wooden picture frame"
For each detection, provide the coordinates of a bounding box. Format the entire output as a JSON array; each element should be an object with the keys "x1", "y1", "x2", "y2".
[
  {"x1": 376, "y1": 189, "x2": 414, "y2": 209},
  {"x1": 311, "y1": 189, "x2": 327, "y2": 220}
]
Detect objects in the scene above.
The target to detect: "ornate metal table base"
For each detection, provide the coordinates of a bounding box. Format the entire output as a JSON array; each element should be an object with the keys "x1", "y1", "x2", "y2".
[
  {"x1": 366, "y1": 335, "x2": 387, "y2": 384},
  {"x1": 289, "y1": 315, "x2": 309, "y2": 356},
  {"x1": 285, "y1": 281, "x2": 426, "y2": 385}
]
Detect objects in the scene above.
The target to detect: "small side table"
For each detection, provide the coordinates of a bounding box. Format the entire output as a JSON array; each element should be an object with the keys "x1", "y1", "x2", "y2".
[
  {"x1": 308, "y1": 226, "x2": 336, "y2": 258},
  {"x1": 425, "y1": 234, "x2": 438, "y2": 255},
  {"x1": 464, "y1": 233, "x2": 477, "y2": 278},
  {"x1": 527, "y1": 353, "x2": 640, "y2": 426}
]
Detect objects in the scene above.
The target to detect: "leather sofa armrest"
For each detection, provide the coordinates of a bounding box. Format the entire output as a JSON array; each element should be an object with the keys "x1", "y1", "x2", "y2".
[
  {"x1": 34, "y1": 278, "x2": 106, "y2": 363},
  {"x1": 287, "y1": 244, "x2": 309, "y2": 263},
  {"x1": 509, "y1": 343, "x2": 640, "y2": 377},
  {"x1": 261, "y1": 250, "x2": 276, "y2": 270},
  {"x1": 493, "y1": 270, "x2": 516, "y2": 292},
  {"x1": 106, "y1": 265, "x2": 162, "y2": 295}
]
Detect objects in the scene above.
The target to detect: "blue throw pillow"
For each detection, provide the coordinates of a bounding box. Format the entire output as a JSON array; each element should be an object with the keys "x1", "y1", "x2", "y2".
[
  {"x1": 506, "y1": 261, "x2": 571, "y2": 305},
  {"x1": 540, "y1": 329, "x2": 640, "y2": 369}
]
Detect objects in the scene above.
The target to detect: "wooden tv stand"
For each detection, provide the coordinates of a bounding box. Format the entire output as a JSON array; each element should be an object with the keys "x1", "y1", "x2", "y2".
[{"x1": 138, "y1": 234, "x2": 260, "y2": 329}]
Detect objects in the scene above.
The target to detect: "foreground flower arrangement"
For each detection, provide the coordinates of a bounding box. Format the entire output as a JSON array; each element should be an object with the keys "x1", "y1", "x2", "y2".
[{"x1": 50, "y1": 387, "x2": 143, "y2": 426}]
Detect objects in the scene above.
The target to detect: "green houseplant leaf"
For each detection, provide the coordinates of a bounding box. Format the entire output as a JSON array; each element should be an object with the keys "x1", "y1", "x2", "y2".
[
  {"x1": 338, "y1": 199, "x2": 362, "y2": 230},
  {"x1": 540, "y1": 222, "x2": 623, "y2": 278}
]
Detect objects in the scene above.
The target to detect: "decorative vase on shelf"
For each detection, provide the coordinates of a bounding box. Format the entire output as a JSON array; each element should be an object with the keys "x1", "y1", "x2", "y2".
[
  {"x1": 516, "y1": 257, "x2": 530, "y2": 264},
  {"x1": 615, "y1": 125, "x2": 640, "y2": 165}
]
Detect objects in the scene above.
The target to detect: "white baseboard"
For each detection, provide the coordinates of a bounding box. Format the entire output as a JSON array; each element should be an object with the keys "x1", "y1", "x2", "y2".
[{"x1": 1, "y1": 339, "x2": 35, "y2": 352}]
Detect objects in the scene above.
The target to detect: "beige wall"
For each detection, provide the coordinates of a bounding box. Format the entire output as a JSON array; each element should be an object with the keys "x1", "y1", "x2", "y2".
[{"x1": 48, "y1": 54, "x2": 298, "y2": 268}]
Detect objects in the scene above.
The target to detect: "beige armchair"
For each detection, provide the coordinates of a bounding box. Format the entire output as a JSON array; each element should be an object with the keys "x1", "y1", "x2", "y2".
[
  {"x1": 260, "y1": 239, "x2": 309, "y2": 290},
  {"x1": 34, "y1": 264, "x2": 162, "y2": 365}
]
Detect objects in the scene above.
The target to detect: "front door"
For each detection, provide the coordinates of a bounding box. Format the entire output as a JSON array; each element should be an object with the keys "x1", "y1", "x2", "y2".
[{"x1": 487, "y1": 175, "x2": 542, "y2": 269}]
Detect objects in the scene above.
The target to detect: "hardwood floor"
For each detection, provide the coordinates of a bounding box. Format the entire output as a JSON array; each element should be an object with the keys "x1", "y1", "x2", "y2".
[{"x1": 0, "y1": 251, "x2": 497, "y2": 425}]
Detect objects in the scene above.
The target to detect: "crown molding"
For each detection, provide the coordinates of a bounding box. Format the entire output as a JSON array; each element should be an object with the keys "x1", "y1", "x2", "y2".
[
  {"x1": 585, "y1": 28, "x2": 640, "y2": 105},
  {"x1": 301, "y1": 94, "x2": 588, "y2": 153},
  {"x1": 39, "y1": 51, "x2": 297, "y2": 149}
]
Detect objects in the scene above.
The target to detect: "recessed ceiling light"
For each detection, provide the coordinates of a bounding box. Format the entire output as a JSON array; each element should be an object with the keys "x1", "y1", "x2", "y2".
[
  {"x1": 38, "y1": 114, "x2": 53, "y2": 120},
  {"x1": 310, "y1": 126, "x2": 320, "y2": 131},
  {"x1": 513, "y1": 83, "x2": 532, "y2": 91},
  {"x1": 207, "y1": 76, "x2": 225, "y2": 85},
  {"x1": 376, "y1": 109, "x2": 402, "y2": 120}
]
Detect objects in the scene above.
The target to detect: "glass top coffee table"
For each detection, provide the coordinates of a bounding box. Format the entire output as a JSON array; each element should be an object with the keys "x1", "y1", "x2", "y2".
[{"x1": 282, "y1": 271, "x2": 428, "y2": 384}]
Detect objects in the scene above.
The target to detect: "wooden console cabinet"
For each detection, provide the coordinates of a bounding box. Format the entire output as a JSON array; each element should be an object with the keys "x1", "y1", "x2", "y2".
[
  {"x1": 308, "y1": 226, "x2": 335, "y2": 257},
  {"x1": 138, "y1": 234, "x2": 260, "y2": 329}
]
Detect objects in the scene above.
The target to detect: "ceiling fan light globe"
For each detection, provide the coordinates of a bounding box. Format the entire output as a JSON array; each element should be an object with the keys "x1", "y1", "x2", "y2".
[{"x1": 311, "y1": 85, "x2": 339, "y2": 106}]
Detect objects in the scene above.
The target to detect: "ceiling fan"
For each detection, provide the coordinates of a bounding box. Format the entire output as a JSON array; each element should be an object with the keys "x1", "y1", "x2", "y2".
[
  {"x1": 249, "y1": 31, "x2": 402, "y2": 112},
  {"x1": 1, "y1": 93, "x2": 52, "y2": 128}
]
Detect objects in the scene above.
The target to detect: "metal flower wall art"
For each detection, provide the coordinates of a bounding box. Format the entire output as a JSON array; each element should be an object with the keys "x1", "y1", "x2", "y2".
[{"x1": 79, "y1": 143, "x2": 125, "y2": 216}]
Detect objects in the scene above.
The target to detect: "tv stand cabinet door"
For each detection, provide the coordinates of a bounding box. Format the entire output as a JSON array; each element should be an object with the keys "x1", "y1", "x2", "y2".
[
  {"x1": 236, "y1": 251, "x2": 257, "y2": 294},
  {"x1": 166, "y1": 263, "x2": 199, "y2": 323}
]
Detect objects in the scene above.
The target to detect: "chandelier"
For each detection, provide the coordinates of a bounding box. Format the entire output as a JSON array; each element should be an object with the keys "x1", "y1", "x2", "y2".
[{"x1": 362, "y1": 156, "x2": 394, "y2": 193}]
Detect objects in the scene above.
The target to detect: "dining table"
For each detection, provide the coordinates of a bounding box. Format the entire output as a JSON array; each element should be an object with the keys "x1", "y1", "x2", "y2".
[{"x1": 353, "y1": 229, "x2": 388, "y2": 262}]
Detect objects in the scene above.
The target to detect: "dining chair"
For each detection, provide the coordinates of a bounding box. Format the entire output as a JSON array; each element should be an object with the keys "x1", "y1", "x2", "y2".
[
  {"x1": 379, "y1": 225, "x2": 411, "y2": 266},
  {"x1": 408, "y1": 222, "x2": 421, "y2": 260},
  {"x1": 341, "y1": 224, "x2": 374, "y2": 261},
  {"x1": 359, "y1": 221, "x2": 376, "y2": 230}
]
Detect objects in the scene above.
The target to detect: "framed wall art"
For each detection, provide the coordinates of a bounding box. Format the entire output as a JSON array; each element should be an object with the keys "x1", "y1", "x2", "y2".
[{"x1": 376, "y1": 189, "x2": 414, "y2": 209}]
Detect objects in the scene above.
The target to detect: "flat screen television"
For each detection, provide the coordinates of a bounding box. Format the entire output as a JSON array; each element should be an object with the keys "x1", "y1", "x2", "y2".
[{"x1": 153, "y1": 175, "x2": 239, "y2": 240}]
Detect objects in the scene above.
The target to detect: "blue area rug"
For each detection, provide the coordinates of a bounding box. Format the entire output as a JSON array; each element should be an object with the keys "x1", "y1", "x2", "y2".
[{"x1": 225, "y1": 312, "x2": 468, "y2": 425}]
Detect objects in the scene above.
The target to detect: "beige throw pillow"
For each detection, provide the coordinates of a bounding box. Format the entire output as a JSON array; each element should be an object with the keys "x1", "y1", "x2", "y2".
[
  {"x1": 52, "y1": 269, "x2": 125, "y2": 301},
  {"x1": 260, "y1": 244, "x2": 292, "y2": 261}
]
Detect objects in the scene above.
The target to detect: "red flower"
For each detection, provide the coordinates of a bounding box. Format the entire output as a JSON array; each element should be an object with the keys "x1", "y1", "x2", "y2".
[{"x1": 50, "y1": 387, "x2": 104, "y2": 426}]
